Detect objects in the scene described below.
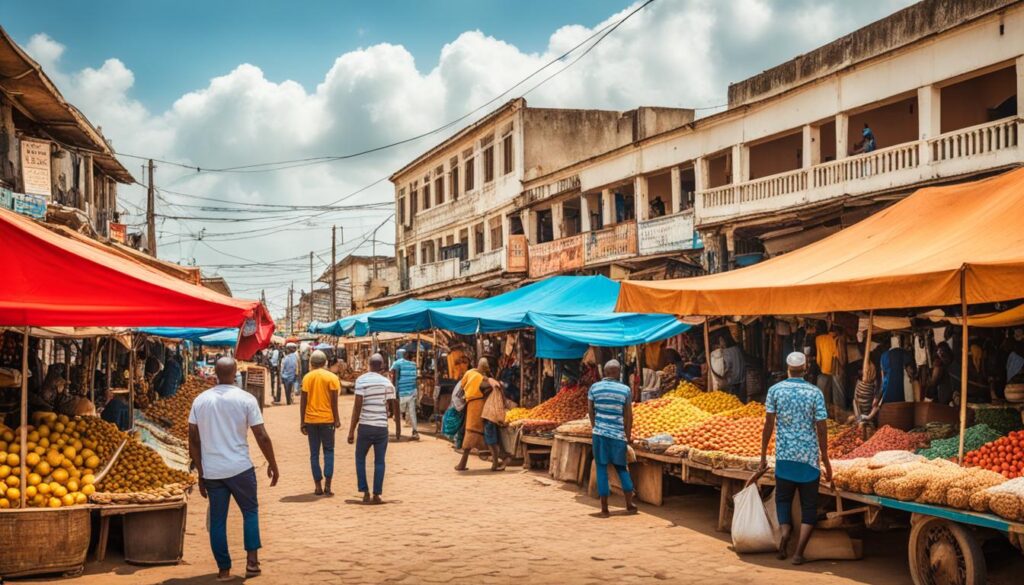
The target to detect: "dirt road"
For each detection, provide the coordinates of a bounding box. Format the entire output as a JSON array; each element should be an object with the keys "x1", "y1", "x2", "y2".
[{"x1": 31, "y1": 395, "x2": 1022, "y2": 584}]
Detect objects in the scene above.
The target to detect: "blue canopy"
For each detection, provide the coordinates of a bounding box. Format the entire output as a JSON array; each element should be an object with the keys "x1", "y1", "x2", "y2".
[
  {"x1": 309, "y1": 297, "x2": 475, "y2": 337},
  {"x1": 366, "y1": 276, "x2": 690, "y2": 358},
  {"x1": 138, "y1": 327, "x2": 239, "y2": 347}
]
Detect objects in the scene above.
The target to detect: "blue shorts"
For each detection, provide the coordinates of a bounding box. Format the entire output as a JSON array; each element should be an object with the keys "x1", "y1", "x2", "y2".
[{"x1": 483, "y1": 420, "x2": 499, "y2": 446}]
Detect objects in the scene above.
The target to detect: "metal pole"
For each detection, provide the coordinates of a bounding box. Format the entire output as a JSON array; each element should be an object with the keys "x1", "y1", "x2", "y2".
[
  {"x1": 146, "y1": 159, "x2": 157, "y2": 256},
  {"x1": 19, "y1": 329, "x2": 28, "y2": 508},
  {"x1": 309, "y1": 251, "x2": 315, "y2": 326},
  {"x1": 957, "y1": 268, "x2": 970, "y2": 463},
  {"x1": 331, "y1": 225, "x2": 338, "y2": 319},
  {"x1": 517, "y1": 331, "x2": 524, "y2": 406}
]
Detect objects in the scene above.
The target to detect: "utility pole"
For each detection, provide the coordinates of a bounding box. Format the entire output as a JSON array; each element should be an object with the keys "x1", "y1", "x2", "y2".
[
  {"x1": 309, "y1": 251, "x2": 315, "y2": 325},
  {"x1": 331, "y1": 226, "x2": 337, "y2": 319},
  {"x1": 146, "y1": 159, "x2": 156, "y2": 256},
  {"x1": 260, "y1": 289, "x2": 266, "y2": 306},
  {"x1": 287, "y1": 283, "x2": 293, "y2": 334}
]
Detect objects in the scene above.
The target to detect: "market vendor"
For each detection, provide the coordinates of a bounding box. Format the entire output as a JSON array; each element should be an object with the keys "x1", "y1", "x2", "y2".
[
  {"x1": 154, "y1": 353, "x2": 184, "y2": 398},
  {"x1": 100, "y1": 387, "x2": 131, "y2": 431},
  {"x1": 756, "y1": 352, "x2": 831, "y2": 565}
]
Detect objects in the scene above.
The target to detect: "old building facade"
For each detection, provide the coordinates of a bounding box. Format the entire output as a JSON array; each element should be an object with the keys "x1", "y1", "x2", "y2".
[{"x1": 0, "y1": 27, "x2": 133, "y2": 238}]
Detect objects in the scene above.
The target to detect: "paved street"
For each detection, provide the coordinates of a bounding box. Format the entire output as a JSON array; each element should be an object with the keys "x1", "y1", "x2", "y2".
[{"x1": 41, "y1": 395, "x2": 1020, "y2": 585}]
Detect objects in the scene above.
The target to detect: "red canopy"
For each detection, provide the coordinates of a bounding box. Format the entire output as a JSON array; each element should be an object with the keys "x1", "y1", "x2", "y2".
[{"x1": 0, "y1": 207, "x2": 273, "y2": 359}]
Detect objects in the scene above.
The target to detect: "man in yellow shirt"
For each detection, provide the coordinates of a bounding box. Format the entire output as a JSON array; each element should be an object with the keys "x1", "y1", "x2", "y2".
[
  {"x1": 301, "y1": 350, "x2": 341, "y2": 496},
  {"x1": 815, "y1": 324, "x2": 847, "y2": 413},
  {"x1": 448, "y1": 343, "x2": 469, "y2": 381}
]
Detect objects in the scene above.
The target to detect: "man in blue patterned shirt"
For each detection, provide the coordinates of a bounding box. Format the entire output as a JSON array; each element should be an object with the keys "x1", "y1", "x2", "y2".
[
  {"x1": 588, "y1": 360, "x2": 637, "y2": 518},
  {"x1": 390, "y1": 349, "x2": 420, "y2": 441},
  {"x1": 756, "y1": 352, "x2": 831, "y2": 565}
]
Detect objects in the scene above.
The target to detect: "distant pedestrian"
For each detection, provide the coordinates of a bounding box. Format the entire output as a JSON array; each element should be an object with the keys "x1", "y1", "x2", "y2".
[
  {"x1": 278, "y1": 343, "x2": 298, "y2": 405},
  {"x1": 301, "y1": 350, "x2": 341, "y2": 496},
  {"x1": 348, "y1": 353, "x2": 398, "y2": 504},
  {"x1": 188, "y1": 357, "x2": 280, "y2": 581},
  {"x1": 755, "y1": 352, "x2": 830, "y2": 565},
  {"x1": 390, "y1": 348, "x2": 420, "y2": 440},
  {"x1": 588, "y1": 360, "x2": 637, "y2": 518},
  {"x1": 268, "y1": 343, "x2": 282, "y2": 399}
]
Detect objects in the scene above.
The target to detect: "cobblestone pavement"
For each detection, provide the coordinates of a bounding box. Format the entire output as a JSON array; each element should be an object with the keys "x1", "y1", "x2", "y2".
[{"x1": 42, "y1": 395, "x2": 1024, "y2": 584}]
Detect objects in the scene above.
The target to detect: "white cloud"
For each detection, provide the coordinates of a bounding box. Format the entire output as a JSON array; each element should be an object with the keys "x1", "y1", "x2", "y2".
[{"x1": 22, "y1": 0, "x2": 912, "y2": 314}]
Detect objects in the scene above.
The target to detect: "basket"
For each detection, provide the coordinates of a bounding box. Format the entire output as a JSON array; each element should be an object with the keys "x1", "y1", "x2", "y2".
[
  {"x1": 877, "y1": 402, "x2": 915, "y2": 431},
  {"x1": 0, "y1": 508, "x2": 90, "y2": 578},
  {"x1": 1004, "y1": 383, "x2": 1024, "y2": 404}
]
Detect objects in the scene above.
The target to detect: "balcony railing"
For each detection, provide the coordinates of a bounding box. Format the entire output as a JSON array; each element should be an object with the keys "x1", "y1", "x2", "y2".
[
  {"x1": 407, "y1": 258, "x2": 458, "y2": 291},
  {"x1": 638, "y1": 211, "x2": 696, "y2": 255},
  {"x1": 460, "y1": 247, "x2": 504, "y2": 277},
  {"x1": 698, "y1": 117, "x2": 1022, "y2": 224},
  {"x1": 528, "y1": 234, "x2": 584, "y2": 278},
  {"x1": 584, "y1": 221, "x2": 636, "y2": 265}
]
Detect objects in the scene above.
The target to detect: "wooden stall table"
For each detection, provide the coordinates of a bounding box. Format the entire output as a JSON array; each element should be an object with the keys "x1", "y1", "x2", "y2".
[
  {"x1": 95, "y1": 500, "x2": 188, "y2": 565},
  {"x1": 550, "y1": 434, "x2": 592, "y2": 485},
  {"x1": 521, "y1": 435, "x2": 554, "y2": 470}
]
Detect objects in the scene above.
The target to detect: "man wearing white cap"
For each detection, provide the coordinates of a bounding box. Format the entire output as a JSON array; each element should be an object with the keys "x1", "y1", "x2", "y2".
[{"x1": 755, "y1": 351, "x2": 831, "y2": 565}]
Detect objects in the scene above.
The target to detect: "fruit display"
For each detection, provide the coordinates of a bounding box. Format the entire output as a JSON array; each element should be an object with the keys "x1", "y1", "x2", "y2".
[
  {"x1": 837, "y1": 425, "x2": 929, "y2": 460},
  {"x1": 520, "y1": 384, "x2": 589, "y2": 425},
  {"x1": 828, "y1": 426, "x2": 865, "y2": 459},
  {"x1": 0, "y1": 413, "x2": 108, "y2": 509},
  {"x1": 663, "y1": 380, "x2": 701, "y2": 400},
  {"x1": 973, "y1": 407, "x2": 1023, "y2": 436},
  {"x1": 688, "y1": 390, "x2": 743, "y2": 414},
  {"x1": 144, "y1": 375, "x2": 214, "y2": 440},
  {"x1": 89, "y1": 481, "x2": 190, "y2": 505},
  {"x1": 99, "y1": 438, "x2": 193, "y2": 493},
  {"x1": 961, "y1": 429, "x2": 1024, "y2": 478},
  {"x1": 673, "y1": 416, "x2": 773, "y2": 457},
  {"x1": 631, "y1": 397, "x2": 710, "y2": 441},
  {"x1": 504, "y1": 407, "x2": 532, "y2": 425},
  {"x1": 917, "y1": 424, "x2": 1003, "y2": 460},
  {"x1": 720, "y1": 402, "x2": 766, "y2": 419}
]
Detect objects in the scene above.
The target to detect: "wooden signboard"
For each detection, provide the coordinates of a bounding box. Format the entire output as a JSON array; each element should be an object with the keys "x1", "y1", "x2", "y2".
[
  {"x1": 244, "y1": 365, "x2": 267, "y2": 411},
  {"x1": 507, "y1": 234, "x2": 528, "y2": 273},
  {"x1": 20, "y1": 138, "x2": 52, "y2": 198},
  {"x1": 528, "y1": 234, "x2": 583, "y2": 278}
]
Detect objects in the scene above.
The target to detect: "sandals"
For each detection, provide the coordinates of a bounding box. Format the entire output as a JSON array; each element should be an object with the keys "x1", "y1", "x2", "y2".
[{"x1": 245, "y1": 562, "x2": 262, "y2": 578}]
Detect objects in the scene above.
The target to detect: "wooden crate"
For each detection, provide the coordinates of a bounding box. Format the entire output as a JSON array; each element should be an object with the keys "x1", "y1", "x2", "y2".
[{"x1": 0, "y1": 508, "x2": 90, "y2": 578}]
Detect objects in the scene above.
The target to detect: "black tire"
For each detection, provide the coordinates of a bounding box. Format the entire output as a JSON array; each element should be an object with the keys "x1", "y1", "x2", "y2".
[{"x1": 908, "y1": 516, "x2": 986, "y2": 585}]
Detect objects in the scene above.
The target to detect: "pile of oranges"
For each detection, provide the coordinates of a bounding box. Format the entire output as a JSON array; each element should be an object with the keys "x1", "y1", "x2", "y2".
[
  {"x1": 963, "y1": 430, "x2": 1024, "y2": 479},
  {"x1": 674, "y1": 416, "x2": 773, "y2": 456}
]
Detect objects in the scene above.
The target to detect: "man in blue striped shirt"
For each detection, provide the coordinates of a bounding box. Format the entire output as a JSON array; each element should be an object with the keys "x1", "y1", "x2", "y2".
[
  {"x1": 390, "y1": 349, "x2": 420, "y2": 441},
  {"x1": 588, "y1": 360, "x2": 637, "y2": 517}
]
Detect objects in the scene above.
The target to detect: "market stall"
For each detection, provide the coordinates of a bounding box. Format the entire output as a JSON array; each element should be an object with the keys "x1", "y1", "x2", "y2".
[{"x1": 0, "y1": 206, "x2": 275, "y2": 578}]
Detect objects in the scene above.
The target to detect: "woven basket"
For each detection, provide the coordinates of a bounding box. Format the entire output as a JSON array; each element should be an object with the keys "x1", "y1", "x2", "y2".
[{"x1": 0, "y1": 508, "x2": 91, "y2": 578}]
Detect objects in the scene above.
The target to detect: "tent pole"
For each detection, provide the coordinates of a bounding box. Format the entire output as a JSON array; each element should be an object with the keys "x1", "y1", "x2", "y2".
[
  {"x1": 862, "y1": 310, "x2": 875, "y2": 379},
  {"x1": 128, "y1": 333, "x2": 136, "y2": 431},
  {"x1": 432, "y1": 330, "x2": 438, "y2": 403},
  {"x1": 19, "y1": 328, "x2": 29, "y2": 509},
  {"x1": 105, "y1": 336, "x2": 113, "y2": 399},
  {"x1": 957, "y1": 268, "x2": 969, "y2": 463},
  {"x1": 702, "y1": 317, "x2": 712, "y2": 389},
  {"x1": 517, "y1": 331, "x2": 524, "y2": 406}
]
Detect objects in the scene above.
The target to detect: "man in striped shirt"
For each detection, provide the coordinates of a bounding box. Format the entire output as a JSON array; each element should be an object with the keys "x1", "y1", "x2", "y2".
[
  {"x1": 587, "y1": 360, "x2": 637, "y2": 517},
  {"x1": 348, "y1": 353, "x2": 399, "y2": 504},
  {"x1": 390, "y1": 348, "x2": 419, "y2": 441}
]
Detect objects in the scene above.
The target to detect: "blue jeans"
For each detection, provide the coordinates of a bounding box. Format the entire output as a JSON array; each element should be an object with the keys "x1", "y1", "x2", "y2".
[
  {"x1": 595, "y1": 462, "x2": 634, "y2": 498},
  {"x1": 355, "y1": 424, "x2": 389, "y2": 495},
  {"x1": 205, "y1": 467, "x2": 260, "y2": 571},
  {"x1": 280, "y1": 379, "x2": 295, "y2": 404},
  {"x1": 593, "y1": 435, "x2": 633, "y2": 498},
  {"x1": 306, "y1": 423, "x2": 335, "y2": 482}
]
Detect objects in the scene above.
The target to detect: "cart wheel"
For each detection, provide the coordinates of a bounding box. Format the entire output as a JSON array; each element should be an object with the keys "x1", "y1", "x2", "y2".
[{"x1": 908, "y1": 516, "x2": 985, "y2": 585}]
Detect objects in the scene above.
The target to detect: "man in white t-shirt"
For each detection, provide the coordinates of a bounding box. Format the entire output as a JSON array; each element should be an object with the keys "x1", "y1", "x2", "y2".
[
  {"x1": 348, "y1": 353, "x2": 398, "y2": 504},
  {"x1": 189, "y1": 357, "x2": 280, "y2": 581}
]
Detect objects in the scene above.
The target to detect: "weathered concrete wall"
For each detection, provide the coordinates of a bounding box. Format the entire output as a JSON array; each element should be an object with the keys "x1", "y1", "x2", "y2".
[{"x1": 728, "y1": 0, "x2": 1021, "y2": 107}]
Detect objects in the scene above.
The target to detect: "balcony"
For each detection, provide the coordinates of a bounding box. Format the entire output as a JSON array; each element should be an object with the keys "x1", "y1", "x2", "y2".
[
  {"x1": 584, "y1": 221, "x2": 636, "y2": 265},
  {"x1": 697, "y1": 117, "x2": 1022, "y2": 225},
  {"x1": 412, "y1": 195, "x2": 479, "y2": 234},
  {"x1": 404, "y1": 247, "x2": 509, "y2": 292},
  {"x1": 528, "y1": 234, "x2": 584, "y2": 278},
  {"x1": 638, "y1": 211, "x2": 696, "y2": 255},
  {"x1": 460, "y1": 247, "x2": 504, "y2": 277}
]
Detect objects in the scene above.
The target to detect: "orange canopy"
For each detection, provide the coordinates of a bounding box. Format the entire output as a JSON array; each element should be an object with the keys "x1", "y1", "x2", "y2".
[
  {"x1": 0, "y1": 207, "x2": 273, "y2": 359},
  {"x1": 617, "y1": 167, "x2": 1024, "y2": 316}
]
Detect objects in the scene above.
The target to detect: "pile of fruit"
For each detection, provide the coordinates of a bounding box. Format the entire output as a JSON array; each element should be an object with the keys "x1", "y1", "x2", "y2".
[
  {"x1": 688, "y1": 391, "x2": 743, "y2": 414},
  {"x1": 100, "y1": 437, "x2": 193, "y2": 493},
  {"x1": 917, "y1": 424, "x2": 1003, "y2": 461},
  {"x1": 673, "y1": 416, "x2": 773, "y2": 457},
  {"x1": 144, "y1": 375, "x2": 214, "y2": 440},
  {"x1": 0, "y1": 413, "x2": 107, "y2": 509},
  {"x1": 663, "y1": 380, "x2": 701, "y2": 400},
  {"x1": 961, "y1": 430, "x2": 1024, "y2": 478},
  {"x1": 720, "y1": 402, "x2": 766, "y2": 419},
  {"x1": 828, "y1": 426, "x2": 865, "y2": 459},
  {"x1": 631, "y1": 397, "x2": 710, "y2": 441},
  {"x1": 838, "y1": 426, "x2": 929, "y2": 460},
  {"x1": 504, "y1": 408, "x2": 532, "y2": 425}
]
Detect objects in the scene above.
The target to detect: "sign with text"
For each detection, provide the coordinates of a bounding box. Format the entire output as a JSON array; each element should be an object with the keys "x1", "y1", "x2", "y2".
[
  {"x1": 12, "y1": 192, "x2": 46, "y2": 219},
  {"x1": 584, "y1": 221, "x2": 636, "y2": 265},
  {"x1": 528, "y1": 234, "x2": 583, "y2": 278},
  {"x1": 109, "y1": 222, "x2": 127, "y2": 244},
  {"x1": 507, "y1": 234, "x2": 528, "y2": 273},
  {"x1": 638, "y1": 212, "x2": 696, "y2": 255},
  {"x1": 20, "y1": 139, "x2": 52, "y2": 198}
]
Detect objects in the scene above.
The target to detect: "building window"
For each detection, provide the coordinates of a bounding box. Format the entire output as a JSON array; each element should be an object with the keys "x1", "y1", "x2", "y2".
[
  {"x1": 502, "y1": 132, "x2": 513, "y2": 175},
  {"x1": 434, "y1": 166, "x2": 445, "y2": 205},
  {"x1": 449, "y1": 156, "x2": 460, "y2": 201},
  {"x1": 422, "y1": 175, "x2": 431, "y2": 210},
  {"x1": 489, "y1": 216, "x2": 503, "y2": 251},
  {"x1": 481, "y1": 137, "x2": 493, "y2": 183},
  {"x1": 464, "y1": 156, "x2": 475, "y2": 192},
  {"x1": 398, "y1": 196, "x2": 405, "y2": 226},
  {"x1": 410, "y1": 182, "x2": 419, "y2": 216}
]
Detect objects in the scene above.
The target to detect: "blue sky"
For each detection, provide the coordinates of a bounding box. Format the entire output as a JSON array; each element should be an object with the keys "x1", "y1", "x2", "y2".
[{"x1": 5, "y1": 0, "x2": 629, "y2": 111}]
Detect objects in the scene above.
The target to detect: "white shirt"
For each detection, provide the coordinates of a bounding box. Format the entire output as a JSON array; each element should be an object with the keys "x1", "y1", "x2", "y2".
[
  {"x1": 354, "y1": 372, "x2": 395, "y2": 428},
  {"x1": 188, "y1": 384, "x2": 264, "y2": 480}
]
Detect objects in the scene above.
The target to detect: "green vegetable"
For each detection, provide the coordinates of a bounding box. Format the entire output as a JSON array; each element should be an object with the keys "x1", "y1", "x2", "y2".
[
  {"x1": 973, "y1": 408, "x2": 1023, "y2": 436},
  {"x1": 916, "y1": 424, "x2": 1003, "y2": 460}
]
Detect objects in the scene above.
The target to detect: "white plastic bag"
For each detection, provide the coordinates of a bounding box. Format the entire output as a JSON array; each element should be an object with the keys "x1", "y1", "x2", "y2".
[{"x1": 731, "y1": 483, "x2": 778, "y2": 553}]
